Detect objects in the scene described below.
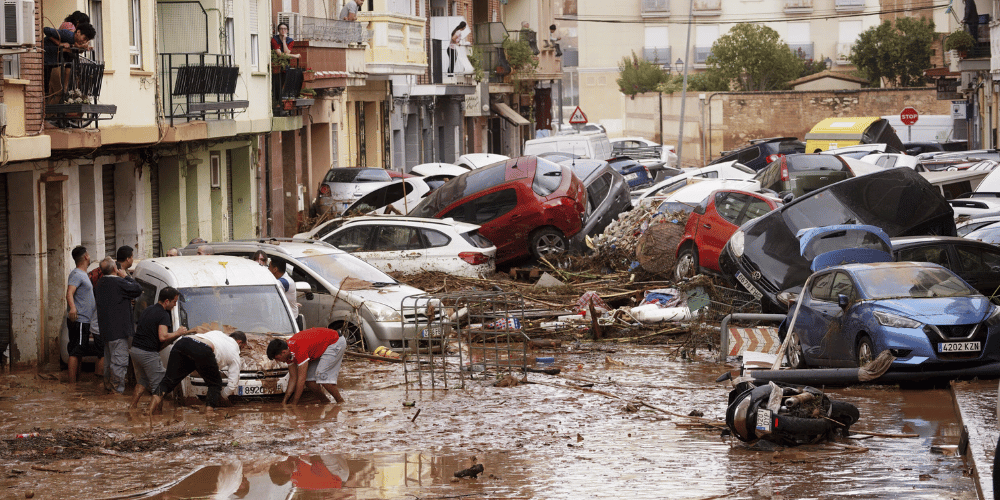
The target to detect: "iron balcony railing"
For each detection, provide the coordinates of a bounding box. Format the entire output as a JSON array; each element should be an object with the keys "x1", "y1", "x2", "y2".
[
  {"x1": 473, "y1": 22, "x2": 512, "y2": 84},
  {"x1": 300, "y1": 16, "x2": 368, "y2": 44},
  {"x1": 789, "y1": 43, "x2": 814, "y2": 60},
  {"x1": 159, "y1": 53, "x2": 247, "y2": 125},
  {"x1": 643, "y1": 47, "x2": 671, "y2": 65},
  {"x1": 44, "y1": 49, "x2": 117, "y2": 129}
]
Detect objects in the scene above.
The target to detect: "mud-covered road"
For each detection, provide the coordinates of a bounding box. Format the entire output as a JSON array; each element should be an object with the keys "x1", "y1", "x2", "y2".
[{"x1": 0, "y1": 346, "x2": 980, "y2": 499}]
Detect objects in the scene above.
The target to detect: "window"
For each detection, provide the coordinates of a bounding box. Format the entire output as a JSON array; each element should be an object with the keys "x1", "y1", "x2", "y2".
[
  {"x1": 810, "y1": 272, "x2": 834, "y2": 301},
  {"x1": 133, "y1": 279, "x2": 159, "y2": 324},
  {"x1": 373, "y1": 226, "x2": 422, "y2": 251},
  {"x1": 695, "y1": 25, "x2": 718, "y2": 64},
  {"x1": 326, "y1": 226, "x2": 375, "y2": 252},
  {"x1": 837, "y1": 20, "x2": 862, "y2": 62},
  {"x1": 443, "y1": 188, "x2": 518, "y2": 224},
  {"x1": 532, "y1": 158, "x2": 563, "y2": 196},
  {"x1": 210, "y1": 153, "x2": 221, "y2": 189},
  {"x1": 898, "y1": 246, "x2": 952, "y2": 268},
  {"x1": 743, "y1": 198, "x2": 773, "y2": 223},
  {"x1": 89, "y1": 0, "x2": 104, "y2": 63},
  {"x1": 643, "y1": 26, "x2": 669, "y2": 64},
  {"x1": 422, "y1": 229, "x2": 450, "y2": 248},
  {"x1": 715, "y1": 193, "x2": 747, "y2": 224},
  {"x1": 586, "y1": 173, "x2": 613, "y2": 214},
  {"x1": 2, "y1": 55, "x2": 18, "y2": 79},
  {"x1": 956, "y1": 246, "x2": 1000, "y2": 273},
  {"x1": 129, "y1": 0, "x2": 142, "y2": 68},
  {"x1": 248, "y1": 0, "x2": 259, "y2": 69},
  {"x1": 830, "y1": 272, "x2": 855, "y2": 301},
  {"x1": 786, "y1": 22, "x2": 812, "y2": 60}
]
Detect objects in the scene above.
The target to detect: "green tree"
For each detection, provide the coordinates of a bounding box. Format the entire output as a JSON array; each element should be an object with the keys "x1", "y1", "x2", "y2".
[
  {"x1": 704, "y1": 23, "x2": 803, "y2": 91},
  {"x1": 848, "y1": 17, "x2": 935, "y2": 88},
  {"x1": 616, "y1": 52, "x2": 670, "y2": 98},
  {"x1": 681, "y1": 72, "x2": 728, "y2": 92}
]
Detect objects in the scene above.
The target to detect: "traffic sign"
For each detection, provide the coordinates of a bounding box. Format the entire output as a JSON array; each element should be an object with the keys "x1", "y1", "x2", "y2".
[
  {"x1": 568, "y1": 106, "x2": 588, "y2": 124},
  {"x1": 900, "y1": 107, "x2": 919, "y2": 126}
]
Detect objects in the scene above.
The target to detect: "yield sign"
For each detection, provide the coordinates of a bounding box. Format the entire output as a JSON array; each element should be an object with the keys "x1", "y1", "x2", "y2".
[{"x1": 568, "y1": 106, "x2": 588, "y2": 124}]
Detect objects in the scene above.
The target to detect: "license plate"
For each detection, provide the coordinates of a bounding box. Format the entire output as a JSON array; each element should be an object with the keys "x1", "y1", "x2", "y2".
[
  {"x1": 420, "y1": 326, "x2": 442, "y2": 338},
  {"x1": 238, "y1": 385, "x2": 269, "y2": 396},
  {"x1": 736, "y1": 272, "x2": 764, "y2": 300},
  {"x1": 624, "y1": 173, "x2": 638, "y2": 181},
  {"x1": 755, "y1": 408, "x2": 773, "y2": 433},
  {"x1": 938, "y1": 341, "x2": 981, "y2": 353}
]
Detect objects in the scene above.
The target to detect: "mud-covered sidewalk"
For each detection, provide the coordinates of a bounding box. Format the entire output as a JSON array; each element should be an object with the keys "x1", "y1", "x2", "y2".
[{"x1": 0, "y1": 345, "x2": 978, "y2": 500}]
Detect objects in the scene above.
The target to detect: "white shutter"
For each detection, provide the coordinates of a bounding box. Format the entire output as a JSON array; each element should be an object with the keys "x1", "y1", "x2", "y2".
[{"x1": 249, "y1": 0, "x2": 258, "y2": 35}]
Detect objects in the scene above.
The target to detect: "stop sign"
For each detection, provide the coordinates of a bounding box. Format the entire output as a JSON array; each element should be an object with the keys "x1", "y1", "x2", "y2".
[{"x1": 900, "y1": 107, "x2": 919, "y2": 126}]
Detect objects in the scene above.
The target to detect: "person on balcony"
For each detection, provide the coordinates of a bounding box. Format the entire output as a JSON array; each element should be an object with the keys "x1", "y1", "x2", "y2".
[
  {"x1": 340, "y1": 0, "x2": 365, "y2": 22},
  {"x1": 448, "y1": 21, "x2": 467, "y2": 75},
  {"x1": 59, "y1": 11, "x2": 92, "y2": 51},
  {"x1": 43, "y1": 22, "x2": 96, "y2": 102},
  {"x1": 548, "y1": 24, "x2": 562, "y2": 57},
  {"x1": 271, "y1": 23, "x2": 300, "y2": 59}
]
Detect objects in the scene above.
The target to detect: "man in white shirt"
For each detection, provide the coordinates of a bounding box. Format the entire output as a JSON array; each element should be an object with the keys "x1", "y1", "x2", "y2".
[{"x1": 148, "y1": 330, "x2": 246, "y2": 414}]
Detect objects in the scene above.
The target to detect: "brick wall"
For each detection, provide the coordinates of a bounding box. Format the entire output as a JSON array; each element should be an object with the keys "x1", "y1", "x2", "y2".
[{"x1": 23, "y1": 3, "x2": 43, "y2": 135}]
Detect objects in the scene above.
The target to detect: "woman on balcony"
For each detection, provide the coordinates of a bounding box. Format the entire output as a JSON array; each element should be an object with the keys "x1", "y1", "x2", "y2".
[
  {"x1": 271, "y1": 23, "x2": 300, "y2": 59},
  {"x1": 448, "y1": 21, "x2": 467, "y2": 75}
]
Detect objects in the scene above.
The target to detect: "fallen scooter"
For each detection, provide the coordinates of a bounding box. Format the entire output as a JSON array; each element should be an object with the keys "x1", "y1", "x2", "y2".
[{"x1": 725, "y1": 381, "x2": 860, "y2": 446}]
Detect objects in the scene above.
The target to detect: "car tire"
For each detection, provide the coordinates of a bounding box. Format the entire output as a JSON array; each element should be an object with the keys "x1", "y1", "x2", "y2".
[
  {"x1": 856, "y1": 334, "x2": 874, "y2": 367},
  {"x1": 529, "y1": 228, "x2": 567, "y2": 260},
  {"x1": 786, "y1": 332, "x2": 807, "y2": 369},
  {"x1": 675, "y1": 246, "x2": 698, "y2": 281},
  {"x1": 333, "y1": 322, "x2": 367, "y2": 352}
]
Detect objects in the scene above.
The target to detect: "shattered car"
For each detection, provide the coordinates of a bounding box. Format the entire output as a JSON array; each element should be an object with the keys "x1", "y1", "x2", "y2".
[
  {"x1": 313, "y1": 167, "x2": 394, "y2": 217},
  {"x1": 558, "y1": 158, "x2": 631, "y2": 249},
  {"x1": 752, "y1": 153, "x2": 882, "y2": 200},
  {"x1": 197, "y1": 240, "x2": 441, "y2": 353},
  {"x1": 409, "y1": 156, "x2": 587, "y2": 264},
  {"x1": 719, "y1": 168, "x2": 957, "y2": 312},
  {"x1": 785, "y1": 227, "x2": 1000, "y2": 369},
  {"x1": 893, "y1": 236, "x2": 1000, "y2": 303}
]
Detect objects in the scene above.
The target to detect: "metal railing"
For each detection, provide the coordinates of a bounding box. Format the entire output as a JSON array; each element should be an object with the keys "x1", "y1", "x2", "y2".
[
  {"x1": 44, "y1": 50, "x2": 116, "y2": 129},
  {"x1": 789, "y1": 43, "x2": 814, "y2": 60},
  {"x1": 641, "y1": 0, "x2": 669, "y2": 15},
  {"x1": 784, "y1": 0, "x2": 813, "y2": 11},
  {"x1": 300, "y1": 16, "x2": 368, "y2": 44},
  {"x1": 695, "y1": 46, "x2": 713, "y2": 64},
  {"x1": 834, "y1": 0, "x2": 865, "y2": 10},
  {"x1": 643, "y1": 46, "x2": 671, "y2": 64},
  {"x1": 159, "y1": 53, "x2": 247, "y2": 125}
]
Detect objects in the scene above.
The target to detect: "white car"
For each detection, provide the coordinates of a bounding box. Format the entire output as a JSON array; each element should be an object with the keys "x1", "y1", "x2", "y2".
[
  {"x1": 957, "y1": 215, "x2": 1000, "y2": 236},
  {"x1": 948, "y1": 197, "x2": 1000, "y2": 218},
  {"x1": 343, "y1": 178, "x2": 435, "y2": 215},
  {"x1": 654, "y1": 179, "x2": 762, "y2": 214},
  {"x1": 631, "y1": 161, "x2": 757, "y2": 206},
  {"x1": 301, "y1": 216, "x2": 496, "y2": 278},
  {"x1": 858, "y1": 153, "x2": 924, "y2": 171},
  {"x1": 410, "y1": 162, "x2": 469, "y2": 177},
  {"x1": 611, "y1": 136, "x2": 678, "y2": 168},
  {"x1": 455, "y1": 154, "x2": 509, "y2": 170}
]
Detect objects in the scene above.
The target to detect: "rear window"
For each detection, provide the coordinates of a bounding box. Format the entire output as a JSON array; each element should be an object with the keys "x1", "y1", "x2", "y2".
[
  {"x1": 785, "y1": 155, "x2": 848, "y2": 173},
  {"x1": 461, "y1": 230, "x2": 494, "y2": 248},
  {"x1": 532, "y1": 158, "x2": 564, "y2": 196},
  {"x1": 408, "y1": 163, "x2": 507, "y2": 217},
  {"x1": 323, "y1": 168, "x2": 391, "y2": 183}
]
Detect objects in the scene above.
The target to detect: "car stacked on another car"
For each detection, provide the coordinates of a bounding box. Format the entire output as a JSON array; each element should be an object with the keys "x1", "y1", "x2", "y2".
[
  {"x1": 709, "y1": 137, "x2": 805, "y2": 171},
  {"x1": 409, "y1": 156, "x2": 587, "y2": 265},
  {"x1": 752, "y1": 153, "x2": 881, "y2": 200},
  {"x1": 296, "y1": 216, "x2": 497, "y2": 278},
  {"x1": 313, "y1": 167, "x2": 395, "y2": 217},
  {"x1": 557, "y1": 158, "x2": 631, "y2": 250}
]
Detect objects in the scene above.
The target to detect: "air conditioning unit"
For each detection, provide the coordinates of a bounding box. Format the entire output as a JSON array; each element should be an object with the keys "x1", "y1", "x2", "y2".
[
  {"x1": 1, "y1": 0, "x2": 35, "y2": 48},
  {"x1": 276, "y1": 12, "x2": 302, "y2": 40}
]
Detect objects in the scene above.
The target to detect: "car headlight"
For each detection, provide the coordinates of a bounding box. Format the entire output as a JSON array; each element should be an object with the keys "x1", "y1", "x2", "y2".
[
  {"x1": 365, "y1": 302, "x2": 403, "y2": 323},
  {"x1": 730, "y1": 230, "x2": 745, "y2": 258},
  {"x1": 873, "y1": 310, "x2": 922, "y2": 329},
  {"x1": 985, "y1": 306, "x2": 1000, "y2": 326}
]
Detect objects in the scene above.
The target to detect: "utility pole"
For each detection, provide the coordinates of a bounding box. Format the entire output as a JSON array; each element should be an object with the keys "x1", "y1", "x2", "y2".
[{"x1": 676, "y1": 0, "x2": 694, "y2": 169}]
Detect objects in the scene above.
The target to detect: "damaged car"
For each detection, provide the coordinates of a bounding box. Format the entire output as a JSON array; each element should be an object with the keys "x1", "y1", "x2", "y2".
[
  {"x1": 719, "y1": 168, "x2": 957, "y2": 312},
  {"x1": 784, "y1": 226, "x2": 1000, "y2": 369}
]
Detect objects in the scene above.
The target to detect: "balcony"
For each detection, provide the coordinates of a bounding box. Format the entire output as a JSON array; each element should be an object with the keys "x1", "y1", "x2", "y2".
[
  {"x1": 695, "y1": 46, "x2": 712, "y2": 65},
  {"x1": 643, "y1": 47, "x2": 671, "y2": 65},
  {"x1": 834, "y1": 0, "x2": 865, "y2": 12},
  {"x1": 300, "y1": 16, "x2": 368, "y2": 45},
  {"x1": 159, "y1": 53, "x2": 248, "y2": 126},
  {"x1": 430, "y1": 16, "x2": 476, "y2": 86},
  {"x1": 692, "y1": 0, "x2": 721, "y2": 16},
  {"x1": 789, "y1": 43, "x2": 814, "y2": 60},
  {"x1": 784, "y1": 0, "x2": 813, "y2": 13},
  {"x1": 359, "y1": 12, "x2": 427, "y2": 76},
  {"x1": 473, "y1": 22, "x2": 512, "y2": 84},
  {"x1": 836, "y1": 42, "x2": 853, "y2": 64},
  {"x1": 641, "y1": 0, "x2": 669, "y2": 17},
  {"x1": 44, "y1": 53, "x2": 117, "y2": 129}
]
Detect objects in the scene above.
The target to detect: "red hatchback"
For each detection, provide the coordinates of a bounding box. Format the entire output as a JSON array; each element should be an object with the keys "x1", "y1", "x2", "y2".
[
  {"x1": 674, "y1": 189, "x2": 780, "y2": 280},
  {"x1": 409, "y1": 156, "x2": 587, "y2": 265}
]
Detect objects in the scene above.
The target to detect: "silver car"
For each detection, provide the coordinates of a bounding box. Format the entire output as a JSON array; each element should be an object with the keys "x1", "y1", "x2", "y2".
[
  {"x1": 313, "y1": 167, "x2": 394, "y2": 217},
  {"x1": 558, "y1": 158, "x2": 631, "y2": 250},
  {"x1": 191, "y1": 240, "x2": 442, "y2": 353}
]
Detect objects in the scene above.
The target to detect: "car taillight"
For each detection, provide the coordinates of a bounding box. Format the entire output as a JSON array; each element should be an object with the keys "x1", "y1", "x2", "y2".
[
  {"x1": 643, "y1": 166, "x2": 651, "y2": 178},
  {"x1": 459, "y1": 252, "x2": 489, "y2": 265},
  {"x1": 780, "y1": 161, "x2": 789, "y2": 182},
  {"x1": 766, "y1": 153, "x2": 782, "y2": 163},
  {"x1": 318, "y1": 185, "x2": 331, "y2": 197}
]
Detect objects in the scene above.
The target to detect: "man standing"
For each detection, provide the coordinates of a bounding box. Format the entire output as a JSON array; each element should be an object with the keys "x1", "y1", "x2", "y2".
[
  {"x1": 339, "y1": 0, "x2": 364, "y2": 21},
  {"x1": 116, "y1": 245, "x2": 134, "y2": 274},
  {"x1": 266, "y1": 327, "x2": 346, "y2": 405},
  {"x1": 268, "y1": 260, "x2": 299, "y2": 319},
  {"x1": 66, "y1": 246, "x2": 103, "y2": 383},
  {"x1": 149, "y1": 330, "x2": 246, "y2": 414},
  {"x1": 94, "y1": 257, "x2": 142, "y2": 393},
  {"x1": 129, "y1": 287, "x2": 188, "y2": 409}
]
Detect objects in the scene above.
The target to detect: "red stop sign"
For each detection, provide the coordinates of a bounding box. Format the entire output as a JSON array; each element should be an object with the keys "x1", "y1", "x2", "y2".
[{"x1": 900, "y1": 107, "x2": 919, "y2": 126}]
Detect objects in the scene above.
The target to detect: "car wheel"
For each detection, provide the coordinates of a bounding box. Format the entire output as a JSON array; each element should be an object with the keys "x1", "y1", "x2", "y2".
[
  {"x1": 675, "y1": 246, "x2": 698, "y2": 281},
  {"x1": 786, "y1": 332, "x2": 807, "y2": 369},
  {"x1": 333, "y1": 322, "x2": 367, "y2": 352},
  {"x1": 856, "y1": 335, "x2": 874, "y2": 367},
  {"x1": 529, "y1": 228, "x2": 567, "y2": 260}
]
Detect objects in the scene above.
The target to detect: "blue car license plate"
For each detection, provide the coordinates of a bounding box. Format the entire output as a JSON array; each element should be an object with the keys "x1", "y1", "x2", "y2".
[{"x1": 938, "y1": 341, "x2": 980, "y2": 353}]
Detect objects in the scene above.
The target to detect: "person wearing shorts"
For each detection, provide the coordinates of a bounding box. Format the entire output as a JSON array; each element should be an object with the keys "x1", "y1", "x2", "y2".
[
  {"x1": 129, "y1": 287, "x2": 188, "y2": 409},
  {"x1": 267, "y1": 327, "x2": 346, "y2": 405},
  {"x1": 66, "y1": 246, "x2": 103, "y2": 383}
]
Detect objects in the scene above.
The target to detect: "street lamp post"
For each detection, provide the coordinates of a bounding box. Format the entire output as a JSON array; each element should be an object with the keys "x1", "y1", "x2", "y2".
[
  {"x1": 677, "y1": 0, "x2": 694, "y2": 168},
  {"x1": 660, "y1": 65, "x2": 671, "y2": 145}
]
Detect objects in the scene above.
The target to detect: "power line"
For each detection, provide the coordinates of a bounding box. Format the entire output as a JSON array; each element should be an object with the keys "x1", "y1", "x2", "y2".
[{"x1": 555, "y1": 2, "x2": 950, "y2": 25}]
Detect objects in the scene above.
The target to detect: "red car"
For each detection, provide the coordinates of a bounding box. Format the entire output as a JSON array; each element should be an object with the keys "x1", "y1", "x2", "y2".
[
  {"x1": 409, "y1": 156, "x2": 587, "y2": 265},
  {"x1": 674, "y1": 189, "x2": 780, "y2": 280}
]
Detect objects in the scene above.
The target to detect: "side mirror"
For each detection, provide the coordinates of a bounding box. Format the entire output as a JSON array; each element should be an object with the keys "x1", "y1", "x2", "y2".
[
  {"x1": 295, "y1": 281, "x2": 312, "y2": 292},
  {"x1": 838, "y1": 294, "x2": 850, "y2": 310}
]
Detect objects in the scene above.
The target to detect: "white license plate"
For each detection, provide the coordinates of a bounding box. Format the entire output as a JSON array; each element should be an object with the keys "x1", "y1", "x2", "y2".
[
  {"x1": 624, "y1": 173, "x2": 639, "y2": 181},
  {"x1": 421, "y1": 326, "x2": 442, "y2": 338},
  {"x1": 736, "y1": 272, "x2": 763, "y2": 300},
  {"x1": 238, "y1": 385, "x2": 270, "y2": 396},
  {"x1": 755, "y1": 408, "x2": 773, "y2": 433},
  {"x1": 938, "y1": 341, "x2": 981, "y2": 353}
]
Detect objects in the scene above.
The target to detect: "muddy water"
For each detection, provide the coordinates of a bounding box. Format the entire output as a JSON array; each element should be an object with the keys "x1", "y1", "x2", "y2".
[{"x1": 0, "y1": 346, "x2": 979, "y2": 499}]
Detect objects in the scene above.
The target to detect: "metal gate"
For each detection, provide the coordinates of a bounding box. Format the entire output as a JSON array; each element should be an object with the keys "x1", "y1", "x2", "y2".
[
  {"x1": 356, "y1": 101, "x2": 366, "y2": 167},
  {"x1": 0, "y1": 174, "x2": 9, "y2": 366},
  {"x1": 150, "y1": 162, "x2": 161, "y2": 256},
  {"x1": 226, "y1": 150, "x2": 234, "y2": 240},
  {"x1": 401, "y1": 291, "x2": 528, "y2": 389},
  {"x1": 102, "y1": 164, "x2": 116, "y2": 258}
]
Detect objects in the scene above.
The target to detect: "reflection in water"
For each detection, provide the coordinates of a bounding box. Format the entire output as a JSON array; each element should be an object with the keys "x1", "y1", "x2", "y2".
[
  {"x1": 150, "y1": 461, "x2": 248, "y2": 499},
  {"x1": 269, "y1": 455, "x2": 347, "y2": 490}
]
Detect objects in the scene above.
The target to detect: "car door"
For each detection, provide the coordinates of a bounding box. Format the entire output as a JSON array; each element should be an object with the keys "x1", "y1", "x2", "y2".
[
  {"x1": 953, "y1": 244, "x2": 1000, "y2": 303},
  {"x1": 825, "y1": 271, "x2": 858, "y2": 364},
  {"x1": 795, "y1": 271, "x2": 836, "y2": 364},
  {"x1": 362, "y1": 225, "x2": 426, "y2": 274},
  {"x1": 323, "y1": 225, "x2": 376, "y2": 253},
  {"x1": 442, "y1": 187, "x2": 522, "y2": 262},
  {"x1": 697, "y1": 192, "x2": 747, "y2": 270}
]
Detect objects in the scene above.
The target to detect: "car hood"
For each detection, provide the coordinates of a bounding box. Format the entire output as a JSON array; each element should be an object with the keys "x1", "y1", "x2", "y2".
[
  {"x1": 340, "y1": 282, "x2": 427, "y2": 310},
  {"x1": 868, "y1": 296, "x2": 993, "y2": 324}
]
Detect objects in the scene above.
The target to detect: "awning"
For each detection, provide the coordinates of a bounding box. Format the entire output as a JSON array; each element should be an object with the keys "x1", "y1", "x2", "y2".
[{"x1": 492, "y1": 103, "x2": 530, "y2": 126}]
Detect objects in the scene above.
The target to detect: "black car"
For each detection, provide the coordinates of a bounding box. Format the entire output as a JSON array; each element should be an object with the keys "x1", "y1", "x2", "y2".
[
  {"x1": 709, "y1": 137, "x2": 805, "y2": 172},
  {"x1": 753, "y1": 154, "x2": 856, "y2": 199},
  {"x1": 892, "y1": 236, "x2": 1000, "y2": 304},
  {"x1": 718, "y1": 168, "x2": 957, "y2": 312}
]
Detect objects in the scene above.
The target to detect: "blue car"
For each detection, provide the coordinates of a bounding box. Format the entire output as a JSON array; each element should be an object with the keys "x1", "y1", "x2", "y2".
[
  {"x1": 607, "y1": 157, "x2": 655, "y2": 189},
  {"x1": 785, "y1": 226, "x2": 1000, "y2": 369}
]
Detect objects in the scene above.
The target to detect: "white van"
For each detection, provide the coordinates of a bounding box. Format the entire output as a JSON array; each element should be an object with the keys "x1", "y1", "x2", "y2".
[
  {"x1": 523, "y1": 132, "x2": 613, "y2": 160},
  {"x1": 133, "y1": 256, "x2": 298, "y2": 399}
]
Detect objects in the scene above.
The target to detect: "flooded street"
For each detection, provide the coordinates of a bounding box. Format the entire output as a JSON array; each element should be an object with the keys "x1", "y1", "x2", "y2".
[{"x1": 0, "y1": 346, "x2": 981, "y2": 499}]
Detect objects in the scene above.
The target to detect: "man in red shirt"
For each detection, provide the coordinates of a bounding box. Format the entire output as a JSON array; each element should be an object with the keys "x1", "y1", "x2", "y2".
[{"x1": 267, "y1": 327, "x2": 346, "y2": 404}]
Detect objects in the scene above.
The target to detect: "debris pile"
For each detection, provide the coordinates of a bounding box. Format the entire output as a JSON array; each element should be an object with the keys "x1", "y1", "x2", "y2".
[{"x1": 590, "y1": 205, "x2": 689, "y2": 274}]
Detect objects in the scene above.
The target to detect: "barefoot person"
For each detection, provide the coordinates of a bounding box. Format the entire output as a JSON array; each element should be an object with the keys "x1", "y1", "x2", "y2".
[
  {"x1": 128, "y1": 287, "x2": 188, "y2": 409},
  {"x1": 266, "y1": 327, "x2": 346, "y2": 405},
  {"x1": 148, "y1": 330, "x2": 246, "y2": 414}
]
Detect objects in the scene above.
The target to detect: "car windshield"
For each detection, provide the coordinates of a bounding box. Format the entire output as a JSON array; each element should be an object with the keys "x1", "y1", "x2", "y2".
[
  {"x1": 296, "y1": 253, "x2": 399, "y2": 286},
  {"x1": 532, "y1": 158, "x2": 564, "y2": 196},
  {"x1": 177, "y1": 285, "x2": 296, "y2": 334},
  {"x1": 408, "y1": 163, "x2": 507, "y2": 217},
  {"x1": 856, "y1": 266, "x2": 977, "y2": 299}
]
